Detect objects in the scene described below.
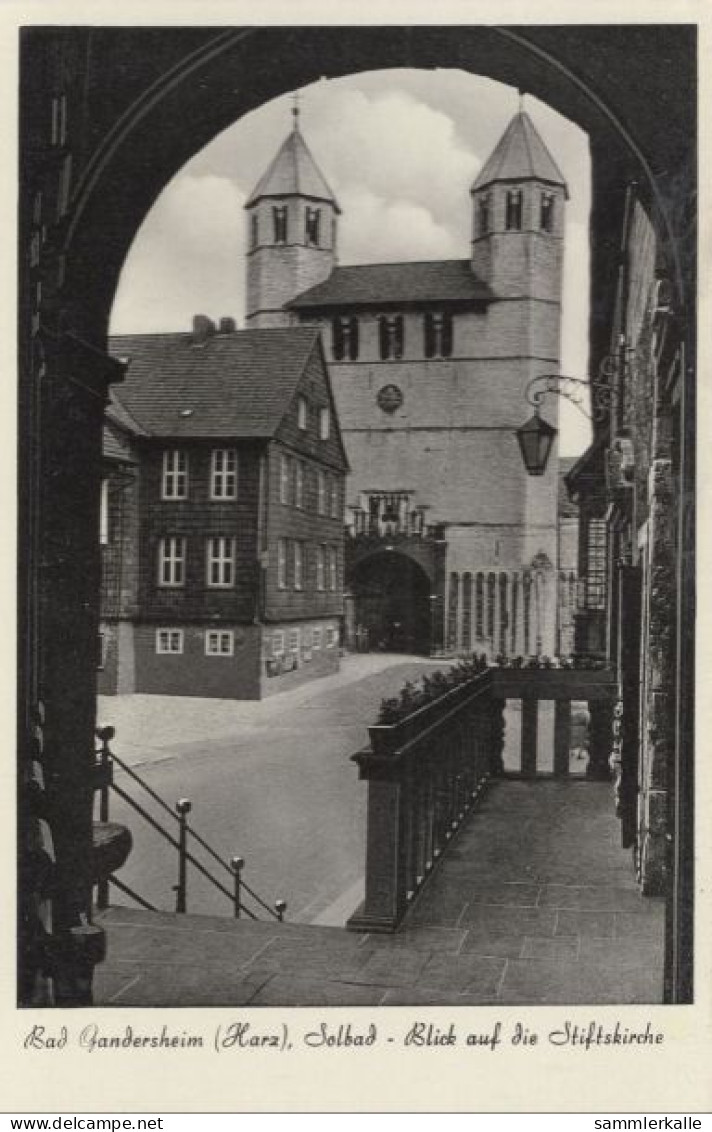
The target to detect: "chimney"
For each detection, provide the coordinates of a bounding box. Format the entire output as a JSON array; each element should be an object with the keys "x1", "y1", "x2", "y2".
[
  {"x1": 218, "y1": 316, "x2": 236, "y2": 335},
  {"x1": 192, "y1": 314, "x2": 216, "y2": 345}
]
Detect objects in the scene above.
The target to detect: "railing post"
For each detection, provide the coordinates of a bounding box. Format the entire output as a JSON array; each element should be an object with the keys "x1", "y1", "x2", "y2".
[
  {"x1": 174, "y1": 798, "x2": 191, "y2": 913},
  {"x1": 95, "y1": 725, "x2": 115, "y2": 912},
  {"x1": 521, "y1": 698, "x2": 538, "y2": 777},
  {"x1": 586, "y1": 701, "x2": 613, "y2": 781},
  {"x1": 347, "y1": 755, "x2": 407, "y2": 932},
  {"x1": 554, "y1": 699, "x2": 572, "y2": 777},
  {"x1": 230, "y1": 856, "x2": 244, "y2": 918}
]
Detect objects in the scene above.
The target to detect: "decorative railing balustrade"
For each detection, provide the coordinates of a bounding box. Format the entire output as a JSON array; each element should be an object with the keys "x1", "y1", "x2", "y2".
[
  {"x1": 347, "y1": 665, "x2": 617, "y2": 932},
  {"x1": 93, "y1": 727, "x2": 287, "y2": 923},
  {"x1": 347, "y1": 672, "x2": 505, "y2": 932}
]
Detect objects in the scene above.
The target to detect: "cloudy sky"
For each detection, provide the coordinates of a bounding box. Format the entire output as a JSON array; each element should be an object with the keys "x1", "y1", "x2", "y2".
[{"x1": 110, "y1": 68, "x2": 592, "y2": 454}]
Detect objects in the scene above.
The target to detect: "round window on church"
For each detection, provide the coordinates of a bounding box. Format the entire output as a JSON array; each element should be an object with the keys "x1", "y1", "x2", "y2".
[{"x1": 376, "y1": 384, "x2": 404, "y2": 414}]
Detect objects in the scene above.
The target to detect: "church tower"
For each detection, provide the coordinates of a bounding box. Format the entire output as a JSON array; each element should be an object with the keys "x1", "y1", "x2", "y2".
[
  {"x1": 244, "y1": 105, "x2": 340, "y2": 327},
  {"x1": 470, "y1": 107, "x2": 568, "y2": 306}
]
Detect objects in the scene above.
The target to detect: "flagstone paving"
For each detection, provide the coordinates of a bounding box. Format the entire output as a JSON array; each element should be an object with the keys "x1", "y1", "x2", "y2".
[{"x1": 94, "y1": 778, "x2": 665, "y2": 1007}]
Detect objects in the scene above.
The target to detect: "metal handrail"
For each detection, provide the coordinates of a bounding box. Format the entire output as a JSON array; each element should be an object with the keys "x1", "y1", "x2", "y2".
[
  {"x1": 95, "y1": 727, "x2": 286, "y2": 922},
  {"x1": 109, "y1": 874, "x2": 158, "y2": 913}
]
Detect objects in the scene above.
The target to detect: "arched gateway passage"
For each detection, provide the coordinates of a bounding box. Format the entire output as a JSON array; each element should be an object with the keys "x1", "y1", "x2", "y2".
[
  {"x1": 348, "y1": 552, "x2": 432, "y2": 655},
  {"x1": 20, "y1": 25, "x2": 695, "y2": 1007}
]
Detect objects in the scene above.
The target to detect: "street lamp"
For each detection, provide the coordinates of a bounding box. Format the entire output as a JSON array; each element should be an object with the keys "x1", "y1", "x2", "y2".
[
  {"x1": 516, "y1": 411, "x2": 557, "y2": 477},
  {"x1": 516, "y1": 364, "x2": 620, "y2": 476}
]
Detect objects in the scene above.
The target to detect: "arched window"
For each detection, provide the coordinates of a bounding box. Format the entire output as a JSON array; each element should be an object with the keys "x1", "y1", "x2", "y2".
[
  {"x1": 498, "y1": 572, "x2": 508, "y2": 655},
  {"x1": 424, "y1": 312, "x2": 453, "y2": 359},
  {"x1": 447, "y1": 573, "x2": 459, "y2": 652},
  {"x1": 478, "y1": 194, "x2": 490, "y2": 236},
  {"x1": 505, "y1": 189, "x2": 523, "y2": 231},
  {"x1": 305, "y1": 206, "x2": 321, "y2": 246},
  {"x1": 486, "y1": 572, "x2": 496, "y2": 640},
  {"x1": 332, "y1": 316, "x2": 359, "y2": 361},
  {"x1": 540, "y1": 192, "x2": 555, "y2": 232},
  {"x1": 272, "y1": 205, "x2": 288, "y2": 243},
  {"x1": 378, "y1": 315, "x2": 404, "y2": 360},
  {"x1": 475, "y1": 573, "x2": 484, "y2": 640},
  {"x1": 462, "y1": 573, "x2": 473, "y2": 653}
]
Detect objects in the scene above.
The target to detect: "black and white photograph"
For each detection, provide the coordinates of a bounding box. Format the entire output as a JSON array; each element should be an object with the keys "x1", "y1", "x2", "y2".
[{"x1": 10, "y1": 7, "x2": 705, "y2": 1113}]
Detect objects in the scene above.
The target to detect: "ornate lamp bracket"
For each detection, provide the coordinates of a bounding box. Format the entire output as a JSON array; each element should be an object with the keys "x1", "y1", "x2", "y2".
[{"x1": 525, "y1": 353, "x2": 627, "y2": 423}]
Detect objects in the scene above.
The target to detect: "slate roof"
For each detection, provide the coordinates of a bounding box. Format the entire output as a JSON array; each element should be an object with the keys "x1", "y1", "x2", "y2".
[
  {"x1": 558, "y1": 457, "x2": 579, "y2": 518},
  {"x1": 107, "y1": 327, "x2": 322, "y2": 438},
  {"x1": 472, "y1": 112, "x2": 568, "y2": 198},
  {"x1": 289, "y1": 260, "x2": 493, "y2": 310},
  {"x1": 245, "y1": 125, "x2": 341, "y2": 212}
]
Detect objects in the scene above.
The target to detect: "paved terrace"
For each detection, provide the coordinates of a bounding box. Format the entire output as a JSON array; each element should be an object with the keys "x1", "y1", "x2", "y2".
[{"x1": 95, "y1": 778, "x2": 664, "y2": 1006}]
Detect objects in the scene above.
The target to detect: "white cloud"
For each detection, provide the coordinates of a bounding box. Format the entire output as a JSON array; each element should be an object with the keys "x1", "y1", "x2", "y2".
[{"x1": 337, "y1": 186, "x2": 461, "y2": 264}]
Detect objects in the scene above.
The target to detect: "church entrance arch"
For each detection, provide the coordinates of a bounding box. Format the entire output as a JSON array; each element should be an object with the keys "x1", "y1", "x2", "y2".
[{"x1": 348, "y1": 552, "x2": 432, "y2": 655}]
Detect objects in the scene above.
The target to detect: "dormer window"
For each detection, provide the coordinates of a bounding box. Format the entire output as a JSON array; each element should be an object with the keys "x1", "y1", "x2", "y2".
[
  {"x1": 505, "y1": 189, "x2": 523, "y2": 231},
  {"x1": 378, "y1": 315, "x2": 404, "y2": 361},
  {"x1": 272, "y1": 206, "x2": 288, "y2": 244},
  {"x1": 305, "y1": 207, "x2": 321, "y2": 246},
  {"x1": 540, "y1": 192, "x2": 555, "y2": 232},
  {"x1": 478, "y1": 194, "x2": 490, "y2": 236},
  {"x1": 319, "y1": 407, "x2": 330, "y2": 441},
  {"x1": 424, "y1": 312, "x2": 453, "y2": 359},
  {"x1": 297, "y1": 396, "x2": 308, "y2": 430},
  {"x1": 332, "y1": 316, "x2": 359, "y2": 361},
  {"x1": 250, "y1": 213, "x2": 259, "y2": 249}
]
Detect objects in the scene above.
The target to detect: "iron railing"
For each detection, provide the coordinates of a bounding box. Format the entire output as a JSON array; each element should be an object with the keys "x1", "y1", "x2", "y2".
[{"x1": 94, "y1": 727, "x2": 287, "y2": 922}]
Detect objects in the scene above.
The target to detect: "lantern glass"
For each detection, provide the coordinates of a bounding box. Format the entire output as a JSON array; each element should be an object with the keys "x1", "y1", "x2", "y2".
[{"x1": 516, "y1": 412, "x2": 557, "y2": 476}]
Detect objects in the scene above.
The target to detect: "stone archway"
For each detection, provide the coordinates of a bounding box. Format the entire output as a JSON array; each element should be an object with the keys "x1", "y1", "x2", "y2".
[{"x1": 348, "y1": 551, "x2": 433, "y2": 655}]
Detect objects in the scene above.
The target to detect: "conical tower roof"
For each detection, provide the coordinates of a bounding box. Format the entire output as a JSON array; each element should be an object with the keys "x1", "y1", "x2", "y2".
[
  {"x1": 245, "y1": 117, "x2": 341, "y2": 213},
  {"x1": 471, "y1": 111, "x2": 568, "y2": 199}
]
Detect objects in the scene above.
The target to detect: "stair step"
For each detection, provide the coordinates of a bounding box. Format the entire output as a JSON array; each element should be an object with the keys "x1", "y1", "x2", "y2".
[{"x1": 96, "y1": 903, "x2": 356, "y2": 942}]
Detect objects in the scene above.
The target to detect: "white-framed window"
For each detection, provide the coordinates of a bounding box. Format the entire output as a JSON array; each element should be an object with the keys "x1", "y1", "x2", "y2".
[
  {"x1": 99, "y1": 478, "x2": 109, "y2": 545},
  {"x1": 158, "y1": 537, "x2": 186, "y2": 587},
  {"x1": 317, "y1": 470, "x2": 327, "y2": 516},
  {"x1": 277, "y1": 539, "x2": 287, "y2": 589},
  {"x1": 205, "y1": 630, "x2": 234, "y2": 657},
  {"x1": 206, "y1": 537, "x2": 236, "y2": 587},
  {"x1": 328, "y1": 546, "x2": 338, "y2": 591},
  {"x1": 156, "y1": 628, "x2": 184, "y2": 654},
  {"x1": 272, "y1": 630, "x2": 285, "y2": 657},
  {"x1": 293, "y1": 541, "x2": 304, "y2": 590},
  {"x1": 280, "y1": 454, "x2": 291, "y2": 505},
  {"x1": 297, "y1": 396, "x2": 308, "y2": 430},
  {"x1": 294, "y1": 461, "x2": 304, "y2": 509},
  {"x1": 162, "y1": 450, "x2": 188, "y2": 499},
  {"x1": 330, "y1": 478, "x2": 340, "y2": 520},
  {"x1": 211, "y1": 449, "x2": 238, "y2": 499},
  {"x1": 289, "y1": 628, "x2": 300, "y2": 654},
  {"x1": 315, "y1": 545, "x2": 326, "y2": 591},
  {"x1": 319, "y1": 406, "x2": 330, "y2": 440},
  {"x1": 326, "y1": 626, "x2": 338, "y2": 648},
  {"x1": 312, "y1": 627, "x2": 322, "y2": 650}
]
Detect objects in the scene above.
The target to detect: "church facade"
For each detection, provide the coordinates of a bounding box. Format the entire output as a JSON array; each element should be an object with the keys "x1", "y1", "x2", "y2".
[{"x1": 244, "y1": 108, "x2": 568, "y2": 657}]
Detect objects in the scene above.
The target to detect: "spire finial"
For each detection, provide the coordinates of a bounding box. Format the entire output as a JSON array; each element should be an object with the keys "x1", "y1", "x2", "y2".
[{"x1": 291, "y1": 91, "x2": 301, "y2": 130}]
